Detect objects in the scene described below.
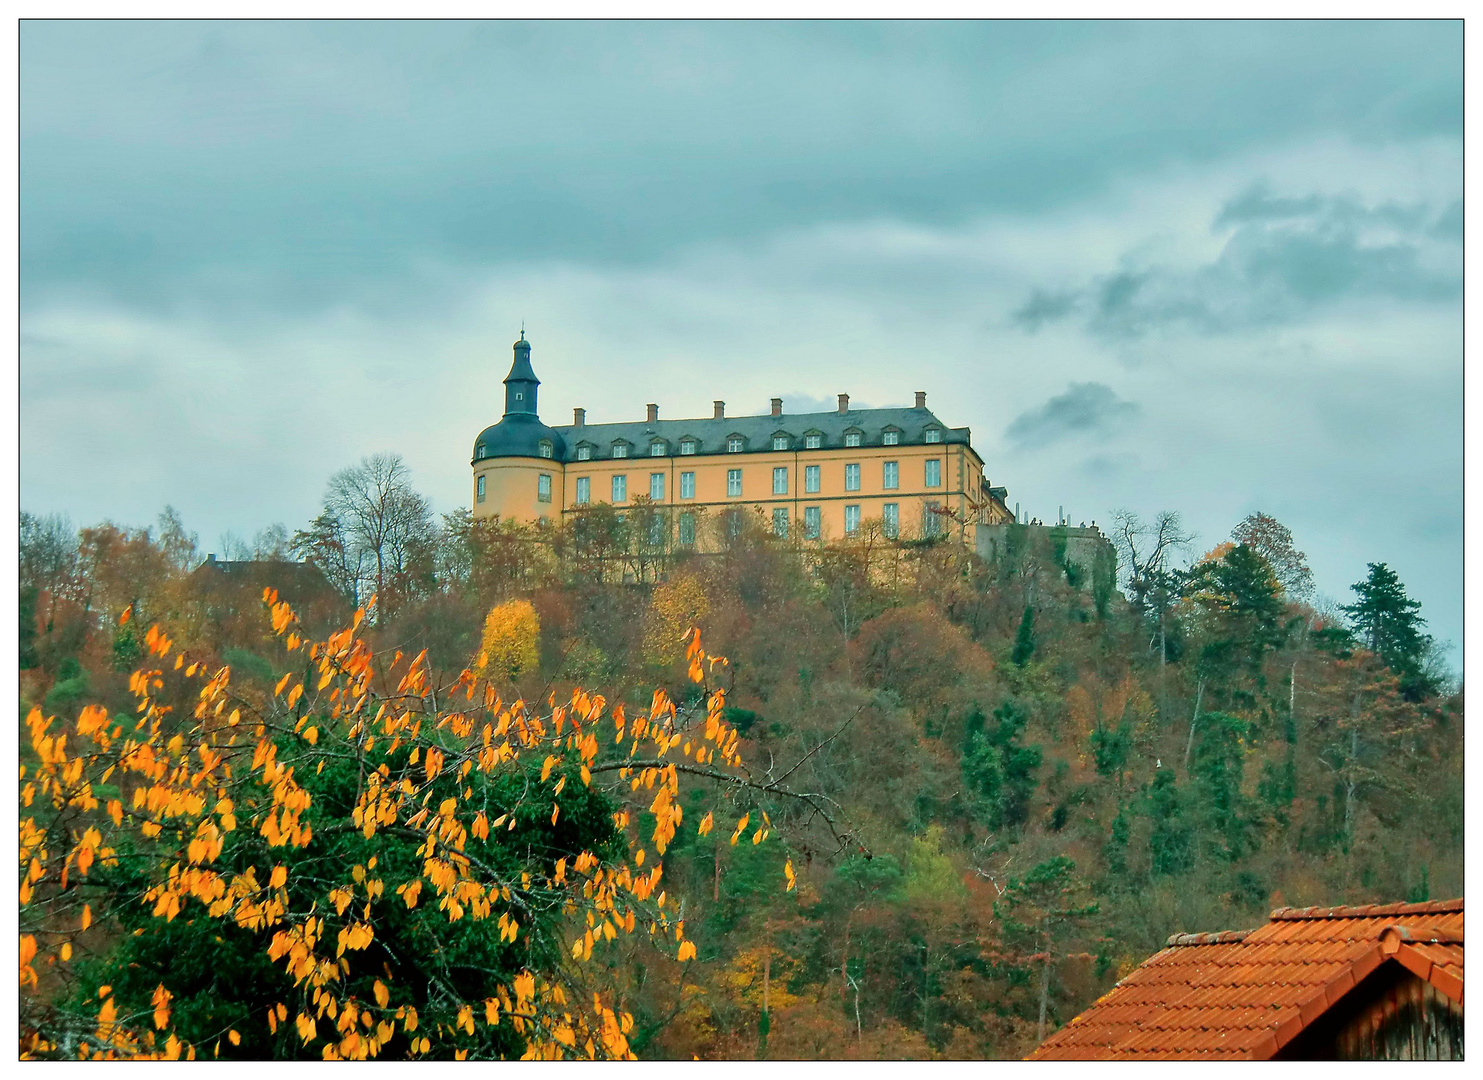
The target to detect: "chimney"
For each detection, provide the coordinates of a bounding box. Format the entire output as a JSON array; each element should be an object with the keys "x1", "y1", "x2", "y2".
[
  {"x1": 771, "y1": 397, "x2": 783, "y2": 418},
  {"x1": 647, "y1": 403, "x2": 658, "y2": 423},
  {"x1": 713, "y1": 400, "x2": 725, "y2": 419},
  {"x1": 573, "y1": 407, "x2": 585, "y2": 427},
  {"x1": 837, "y1": 393, "x2": 849, "y2": 414},
  {"x1": 915, "y1": 391, "x2": 926, "y2": 409}
]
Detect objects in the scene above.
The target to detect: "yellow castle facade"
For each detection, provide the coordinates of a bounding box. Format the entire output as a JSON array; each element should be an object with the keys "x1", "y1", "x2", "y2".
[{"x1": 470, "y1": 334, "x2": 1014, "y2": 546}]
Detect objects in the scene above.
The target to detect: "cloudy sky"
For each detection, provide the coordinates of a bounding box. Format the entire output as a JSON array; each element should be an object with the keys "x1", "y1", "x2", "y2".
[{"x1": 20, "y1": 20, "x2": 1463, "y2": 655}]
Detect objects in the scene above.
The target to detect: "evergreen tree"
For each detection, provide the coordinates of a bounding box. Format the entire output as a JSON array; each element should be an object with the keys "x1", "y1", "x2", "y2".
[
  {"x1": 1011, "y1": 606, "x2": 1036, "y2": 667},
  {"x1": 1341, "y1": 563, "x2": 1434, "y2": 698}
]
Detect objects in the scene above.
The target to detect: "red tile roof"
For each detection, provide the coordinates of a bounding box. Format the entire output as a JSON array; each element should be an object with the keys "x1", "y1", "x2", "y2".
[{"x1": 1029, "y1": 898, "x2": 1463, "y2": 1060}]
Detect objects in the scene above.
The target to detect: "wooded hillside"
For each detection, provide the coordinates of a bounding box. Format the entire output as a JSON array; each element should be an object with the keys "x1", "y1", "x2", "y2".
[{"x1": 19, "y1": 458, "x2": 1462, "y2": 1060}]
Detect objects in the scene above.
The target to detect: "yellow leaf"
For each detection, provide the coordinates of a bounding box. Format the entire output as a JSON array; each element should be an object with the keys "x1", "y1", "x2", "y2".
[
  {"x1": 228, "y1": 1030, "x2": 241, "y2": 1046},
  {"x1": 270, "y1": 865, "x2": 287, "y2": 889},
  {"x1": 373, "y1": 980, "x2": 390, "y2": 1008}
]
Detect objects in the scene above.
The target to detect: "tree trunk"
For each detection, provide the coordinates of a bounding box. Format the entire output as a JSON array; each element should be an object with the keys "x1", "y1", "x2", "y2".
[
  {"x1": 1184, "y1": 680, "x2": 1204, "y2": 771},
  {"x1": 714, "y1": 849, "x2": 721, "y2": 902},
  {"x1": 1037, "y1": 951, "x2": 1053, "y2": 1044}
]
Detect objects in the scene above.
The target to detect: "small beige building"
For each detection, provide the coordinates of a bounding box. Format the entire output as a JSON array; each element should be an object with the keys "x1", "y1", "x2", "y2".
[{"x1": 470, "y1": 334, "x2": 1014, "y2": 547}]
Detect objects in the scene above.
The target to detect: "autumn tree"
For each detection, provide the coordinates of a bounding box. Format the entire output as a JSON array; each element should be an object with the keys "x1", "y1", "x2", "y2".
[
  {"x1": 1230, "y1": 512, "x2": 1313, "y2": 601},
  {"x1": 19, "y1": 596, "x2": 836, "y2": 1061}
]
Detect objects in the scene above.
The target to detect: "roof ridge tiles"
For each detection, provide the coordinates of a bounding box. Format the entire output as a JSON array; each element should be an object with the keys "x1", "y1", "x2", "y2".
[
  {"x1": 1165, "y1": 929, "x2": 1254, "y2": 947},
  {"x1": 1269, "y1": 897, "x2": 1465, "y2": 920}
]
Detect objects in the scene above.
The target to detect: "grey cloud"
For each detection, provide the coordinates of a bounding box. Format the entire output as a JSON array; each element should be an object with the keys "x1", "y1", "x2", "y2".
[
  {"x1": 20, "y1": 20, "x2": 1462, "y2": 317},
  {"x1": 1006, "y1": 383, "x2": 1139, "y2": 449},
  {"x1": 1011, "y1": 288, "x2": 1078, "y2": 331},
  {"x1": 1018, "y1": 184, "x2": 1461, "y2": 340}
]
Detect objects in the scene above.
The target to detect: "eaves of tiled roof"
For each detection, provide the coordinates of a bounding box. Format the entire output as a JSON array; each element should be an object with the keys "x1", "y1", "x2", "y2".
[{"x1": 1029, "y1": 898, "x2": 1464, "y2": 1061}]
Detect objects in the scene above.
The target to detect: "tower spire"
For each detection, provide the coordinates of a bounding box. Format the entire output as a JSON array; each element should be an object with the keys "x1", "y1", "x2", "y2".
[{"x1": 503, "y1": 331, "x2": 539, "y2": 417}]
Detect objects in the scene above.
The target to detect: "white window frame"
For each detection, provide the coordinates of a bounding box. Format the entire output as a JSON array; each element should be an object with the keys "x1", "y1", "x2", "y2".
[
  {"x1": 537, "y1": 474, "x2": 552, "y2": 503},
  {"x1": 727, "y1": 468, "x2": 742, "y2": 497},
  {"x1": 844, "y1": 504, "x2": 861, "y2": 535},
  {"x1": 650, "y1": 441, "x2": 666, "y2": 457},
  {"x1": 805, "y1": 464, "x2": 820, "y2": 494},
  {"x1": 727, "y1": 436, "x2": 744, "y2": 453},
  {"x1": 925, "y1": 459, "x2": 941, "y2": 487},
  {"x1": 772, "y1": 435, "x2": 788, "y2": 451},
  {"x1": 883, "y1": 461, "x2": 899, "y2": 490},
  {"x1": 575, "y1": 477, "x2": 590, "y2": 504},
  {"x1": 883, "y1": 502, "x2": 899, "y2": 538},
  {"x1": 678, "y1": 511, "x2": 696, "y2": 546},
  {"x1": 883, "y1": 430, "x2": 899, "y2": 446},
  {"x1": 680, "y1": 439, "x2": 697, "y2": 455},
  {"x1": 804, "y1": 433, "x2": 821, "y2": 449},
  {"x1": 845, "y1": 431, "x2": 862, "y2": 448},
  {"x1": 650, "y1": 472, "x2": 665, "y2": 500},
  {"x1": 772, "y1": 466, "x2": 788, "y2": 495},
  {"x1": 476, "y1": 475, "x2": 486, "y2": 503},
  {"x1": 772, "y1": 507, "x2": 788, "y2": 537},
  {"x1": 577, "y1": 445, "x2": 591, "y2": 461},
  {"x1": 612, "y1": 443, "x2": 629, "y2": 459},
  {"x1": 612, "y1": 475, "x2": 627, "y2": 502},
  {"x1": 804, "y1": 506, "x2": 821, "y2": 539},
  {"x1": 924, "y1": 428, "x2": 942, "y2": 444},
  {"x1": 539, "y1": 441, "x2": 553, "y2": 459},
  {"x1": 845, "y1": 463, "x2": 861, "y2": 492},
  {"x1": 680, "y1": 471, "x2": 696, "y2": 499}
]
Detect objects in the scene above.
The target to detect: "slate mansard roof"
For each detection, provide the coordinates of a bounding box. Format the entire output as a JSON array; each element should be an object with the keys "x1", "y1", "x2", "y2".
[
  {"x1": 475, "y1": 407, "x2": 971, "y2": 464},
  {"x1": 1029, "y1": 898, "x2": 1464, "y2": 1061}
]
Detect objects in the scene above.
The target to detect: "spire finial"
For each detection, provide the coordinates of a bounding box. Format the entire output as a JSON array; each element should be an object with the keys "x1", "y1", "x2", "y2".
[{"x1": 520, "y1": 321, "x2": 525, "y2": 342}]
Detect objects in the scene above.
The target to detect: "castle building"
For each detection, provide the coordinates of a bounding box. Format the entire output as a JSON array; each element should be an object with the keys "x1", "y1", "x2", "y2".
[{"x1": 470, "y1": 334, "x2": 1014, "y2": 546}]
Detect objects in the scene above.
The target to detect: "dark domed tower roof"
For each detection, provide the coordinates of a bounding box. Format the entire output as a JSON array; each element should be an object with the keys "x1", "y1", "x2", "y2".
[
  {"x1": 472, "y1": 415, "x2": 566, "y2": 461},
  {"x1": 472, "y1": 332, "x2": 564, "y2": 462}
]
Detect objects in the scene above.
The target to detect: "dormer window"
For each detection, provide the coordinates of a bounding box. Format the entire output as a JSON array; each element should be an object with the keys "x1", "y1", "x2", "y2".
[
  {"x1": 539, "y1": 440, "x2": 553, "y2": 459},
  {"x1": 577, "y1": 444, "x2": 592, "y2": 461},
  {"x1": 924, "y1": 427, "x2": 942, "y2": 444},
  {"x1": 883, "y1": 429, "x2": 900, "y2": 446},
  {"x1": 844, "y1": 430, "x2": 862, "y2": 448},
  {"x1": 475, "y1": 446, "x2": 486, "y2": 461},
  {"x1": 727, "y1": 436, "x2": 744, "y2": 453},
  {"x1": 680, "y1": 438, "x2": 697, "y2": 455},
  {"x1": 650, "y1": 440, "x2": 667, "y2": 457},
  {"x1": 772, "y1": 434, "x2": 789, "y2": 451},
  {"x1": 612, "y1": 442, "x2": 629, "y2": 459},
  {"x1": 804, "y1": 433, "x2": 822, "y2": 450}
]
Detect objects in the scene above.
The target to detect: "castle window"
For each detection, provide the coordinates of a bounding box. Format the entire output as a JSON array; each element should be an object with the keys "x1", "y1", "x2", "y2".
[
  {"x1": 678, "y1": 512, "x2": 696, "y2": 547},
  {"x1": 805, "y1": 465, "x2": 820, "y2": 493},
  {"x1": 727, "y1": 436, "x2": 744, "y2": 453},
  {"x1": 845, "y1": 431, "x2": 861, "y2": 448},
  {"x1": 772, "y1": 507, "x2": 789, "y2": 538},
  {"x1": 680, "y1": 471, "x2": 696, "y2": 499},
  {"x1": 804, "y1": 506, "x2": 821, "y2": 539},
  {"x1": 805, "y1": 433, "x2": 821, "y2": 449},
  {"x1": 648, "y1": 515, "x2": 664, "y2": 546},
  {"x1": 650, "y1": 441, "x2": 666, "y2": 457},
  {"x1": 883, "y1": 503, "x2": 899, "y2": 538},
  {"x1": 538, "y1": 474, "x2": 552, "y2": 503},
  {"x1": 773, "y1": 467, "x2": 788, "y2": 495},
  {"x1": 650, "y1": 473, "x2": 665, "y2": 500},
  {"x1": 844, "y1": 505, "x2": 861, "y2": 535},
  {"x1": 883, "y1": 461, "x2": 899, "y2": 490},
  {"x1": 924, "y1": 427, "x2": 942, "y2": 444},
  {"x1": 845, "y1": 463, "x2": 860, "y2": 492},
  {"x1": 883, "y1": 429, "x2": 899, "y2": 446},
  {"x1": 772, "y1": 435, "x2": 788, "y2": 451},
  {"x1": 476, "y1": 475, "x2": 486, "y2": 503},
  {"x1": 539, "y1": 441, "x2": 553, "y2": 459},
  {"x1": 680, "y1": 439, "x2": 697, "y2": 455},
  {"x1": 924, "y1": 501, "x2": 943, "y2": 537},
  {"x1": 475, "y1": 446, "x2": 485, "y2": 460},
  {"x1": 577, "y1": 445, "x2": 591, "y2": 461},
  {"x1": 612, "y1": 443, "x2": 628, "y2": 459},
  {"x1": 925, "y1": 459, "x2": 941, "y2": 487},
  {"x1": 727, "y1": 469, "x2": 742, "y2": 497},
  {"x1": 612, "y1": 475, "x2": 627, "y2": 502},
  {"x1": 575, "y1": 477, "x2": 590, "y2": 504}
]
